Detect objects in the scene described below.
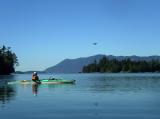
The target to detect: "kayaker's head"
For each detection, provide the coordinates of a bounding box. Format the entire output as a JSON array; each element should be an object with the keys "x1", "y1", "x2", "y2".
[{"x1": 33, "y1": 72, "x2": 37, "y2": 75}]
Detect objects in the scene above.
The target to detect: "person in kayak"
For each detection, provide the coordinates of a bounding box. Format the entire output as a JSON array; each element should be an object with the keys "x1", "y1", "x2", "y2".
[{"x1": 32, "y1": 72, "x2": 41, "y2": 84}]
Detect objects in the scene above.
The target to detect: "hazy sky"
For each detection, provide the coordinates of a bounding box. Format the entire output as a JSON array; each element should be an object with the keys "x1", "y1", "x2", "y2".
[{"x1": 0, "y1": 0, "x2": 160, "y2": 71}]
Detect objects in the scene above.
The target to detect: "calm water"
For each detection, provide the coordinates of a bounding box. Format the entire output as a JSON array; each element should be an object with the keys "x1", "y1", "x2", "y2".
[{"x1": 0, "y1": 73, "x2": 160, "y2": 119}]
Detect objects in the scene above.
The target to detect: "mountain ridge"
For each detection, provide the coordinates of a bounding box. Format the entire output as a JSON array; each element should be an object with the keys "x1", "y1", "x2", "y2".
[{"x1": 45, "y1": 54, "x2": 160, "y2": 73}]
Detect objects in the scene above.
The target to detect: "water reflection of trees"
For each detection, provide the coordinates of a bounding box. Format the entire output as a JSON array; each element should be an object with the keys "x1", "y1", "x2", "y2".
[
  {"x1": 0, "y1": 85, "x2": 16, "y2": 106},
  {"x1": 0, "y1": 75, "x2": 16, "y2": 106},
  {"x1": 87, "y1": 76, "x2": 160, "y2": 93}
]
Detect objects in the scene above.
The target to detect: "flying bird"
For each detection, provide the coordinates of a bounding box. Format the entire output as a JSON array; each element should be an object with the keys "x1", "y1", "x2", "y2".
[{"x1": 93, "y1": 42, "x2": 98, "y2": 45}]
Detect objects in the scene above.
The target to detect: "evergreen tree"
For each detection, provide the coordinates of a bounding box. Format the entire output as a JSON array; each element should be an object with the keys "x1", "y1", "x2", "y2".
[
  {"x1": 0, "y1": 45, "x2": 18, "y2": 75},
  {"x1": 82, "y1": 57, "x2": 160, "y2": 73}
]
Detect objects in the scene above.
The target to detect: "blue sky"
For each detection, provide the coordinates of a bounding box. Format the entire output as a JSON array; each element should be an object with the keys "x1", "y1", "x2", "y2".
[{"x1": 0, "y1": 0, "x2": 160, "y2": 71}]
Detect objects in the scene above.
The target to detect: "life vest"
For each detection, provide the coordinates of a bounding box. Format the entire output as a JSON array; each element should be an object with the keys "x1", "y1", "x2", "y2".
[{"x1": 32, "y1": 75, "x2": 38, "y2": 80}]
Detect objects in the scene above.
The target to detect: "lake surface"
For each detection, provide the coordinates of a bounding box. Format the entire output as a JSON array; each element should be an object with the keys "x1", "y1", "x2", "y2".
[{"x1": 0, "y1": 73, "x2": 160, "y2": 119}]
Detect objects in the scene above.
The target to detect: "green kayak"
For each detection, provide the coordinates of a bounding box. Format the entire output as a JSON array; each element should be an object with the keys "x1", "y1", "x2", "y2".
[{"x1": 8, "y1": 79, "x2": 76, "y2": 85}]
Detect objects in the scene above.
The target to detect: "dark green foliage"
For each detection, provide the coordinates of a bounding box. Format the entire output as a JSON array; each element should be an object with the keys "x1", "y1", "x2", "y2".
[
  {"x1": 83, "y1": 60, "x2": 98, "y2": 73},
  {"x1": 82, "y1": 56, "x2": 160, "y2": 73},
  {"x1": 0, "y1": 45, "x2": 18, "y2": 75}
]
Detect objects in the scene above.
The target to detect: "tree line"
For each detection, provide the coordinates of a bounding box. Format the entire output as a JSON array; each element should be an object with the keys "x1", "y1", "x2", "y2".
[
  {"x1": 0, "y1": 45, "x2": 18, "y2": 75},
  {"x1": 82, "y1": 56, "x2": 160, "y2": 73}
]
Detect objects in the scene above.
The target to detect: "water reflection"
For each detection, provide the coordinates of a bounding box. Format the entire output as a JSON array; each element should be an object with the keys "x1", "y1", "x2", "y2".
[
  {"x1": 31, "y1": 83, "x2": 75, "y2": 96},
  {"x1": 32, "y1": 83, "x2": 39, "y2": 96},
  {"x1": 0, "y1": 74, "x2": 16, "y2": 82},
  {"x1": 0, "y1": 75, "x2": 17, "y2": 108},
  {"x1": 80, "y1": 75, "x2": 160, "y2": 93},
  {"x1": 0, "y1": 85, "x2": 16, "y2": 108}
]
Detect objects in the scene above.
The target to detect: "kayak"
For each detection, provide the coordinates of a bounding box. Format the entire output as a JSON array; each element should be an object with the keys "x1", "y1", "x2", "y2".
[
  {"x1": 39, "y1": 79, "x2": 75, "y2": 84},
  {"x1": 8, "y1": 79, "x2": 76, "y2": 85}
]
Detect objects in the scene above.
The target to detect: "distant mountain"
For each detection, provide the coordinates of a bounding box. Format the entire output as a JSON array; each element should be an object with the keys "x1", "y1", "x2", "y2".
[
  {"x1": 45, "y1": 54, "x2": 160, "y2": 73},
  {"x1": 14, "y1": 71, "x2": 45, "y2": 74},
  {"x1": 45, "y1": 54, "x2": 105, "y2": 73}
]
